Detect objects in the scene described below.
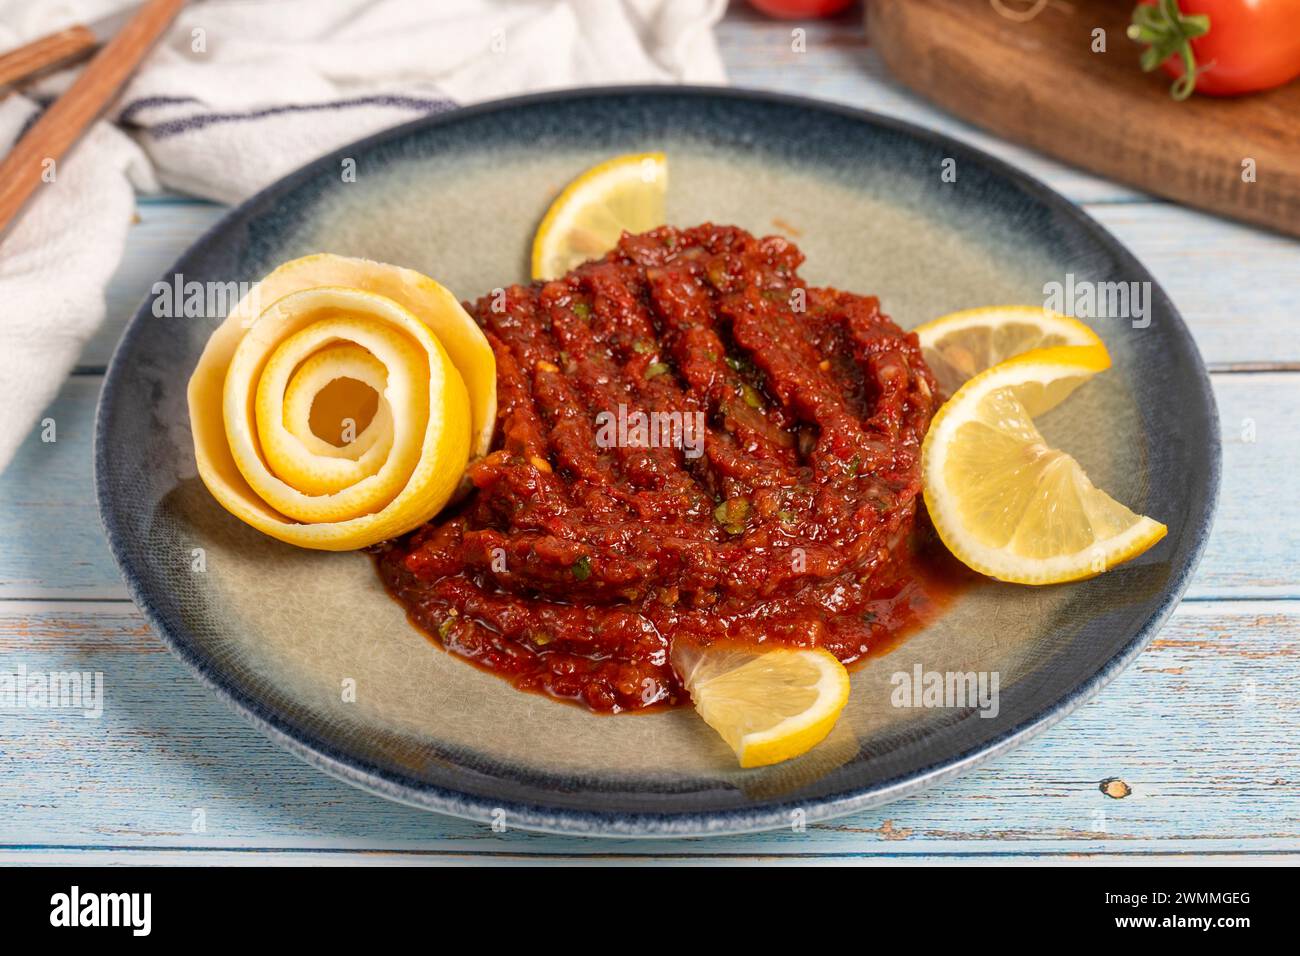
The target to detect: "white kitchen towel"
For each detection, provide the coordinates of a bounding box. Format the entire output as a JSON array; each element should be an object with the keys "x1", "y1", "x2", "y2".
[{"x1": 0, "y1": 0, "x2": 727, "y2": 474}]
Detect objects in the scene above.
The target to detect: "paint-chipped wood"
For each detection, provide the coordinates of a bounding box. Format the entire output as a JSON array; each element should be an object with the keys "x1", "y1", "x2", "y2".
[
  {"x1": 715, "y1": 2, "x2": 1145, "y2": 205},
  {"x1": 0, "y1": 3, "x2": 1296, "y2": 863},
  {"x1": 81, "y1": 195, "x2": 1300, "y2": 375},
  {"x1": 3, "y1": 372, "x2": 1293, "y2": 600},
  {"x1": 0, "y1": 601, "x2": 1295, "y2": 855}
]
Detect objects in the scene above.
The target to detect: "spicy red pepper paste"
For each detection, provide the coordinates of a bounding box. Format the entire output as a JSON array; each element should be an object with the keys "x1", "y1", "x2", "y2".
[{"x1": 376, "y1": 224, "x2": 951, "y2": 713}]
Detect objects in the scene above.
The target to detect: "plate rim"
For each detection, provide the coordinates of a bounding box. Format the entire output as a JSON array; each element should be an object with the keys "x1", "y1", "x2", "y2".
[{"x1": 94, "y1": 84, "x2": 1222, "y2": 837}]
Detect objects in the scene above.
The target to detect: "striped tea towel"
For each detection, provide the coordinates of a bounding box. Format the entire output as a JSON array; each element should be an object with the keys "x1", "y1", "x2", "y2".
[{"x1": 0, "y1": 0, "x2": 727, "y2": 473}]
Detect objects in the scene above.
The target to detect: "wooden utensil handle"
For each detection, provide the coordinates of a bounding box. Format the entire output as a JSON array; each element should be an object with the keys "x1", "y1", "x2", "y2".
[
  {"x1": 0, "y1": 25, "x2": 99, "y2": 88},
  {"x1": 0, "y1": 0, "x2": 186, "y2": 238}
]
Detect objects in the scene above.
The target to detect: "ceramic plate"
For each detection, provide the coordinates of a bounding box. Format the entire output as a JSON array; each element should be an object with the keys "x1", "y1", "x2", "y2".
[{"x1": 95, "y1": 88, "x2": 1219, "y2": 836}]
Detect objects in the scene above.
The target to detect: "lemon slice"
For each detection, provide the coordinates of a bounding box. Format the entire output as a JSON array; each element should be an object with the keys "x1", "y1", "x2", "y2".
[
  {"x1": 531, "y1": 152, "x2": 667, "y2": 280},
  {"x1": 914, "y1": 306, "x2": 1103, "y2": 397},
  {"x1": 674, "y1": 645, "x2": 851, "y2": 769},
  {"x1": 922, "y1": 344, "x2": 1166, "y2": 584},
  {"x1": 188, "y1": 254, "x2": 497, "y2": 551}
]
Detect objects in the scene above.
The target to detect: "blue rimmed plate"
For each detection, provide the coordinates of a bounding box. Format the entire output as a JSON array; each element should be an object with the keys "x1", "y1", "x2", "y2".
[{"x1": 95, "y1": 87, "x2": 1219, "y2": 836}]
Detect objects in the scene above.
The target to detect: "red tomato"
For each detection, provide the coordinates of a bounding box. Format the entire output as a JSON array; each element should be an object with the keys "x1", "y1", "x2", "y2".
[
  {"x1": 1131, "y1": 0, "x2": 1300, "y2": 97},
  {"x1": 747, "y1": 0, "x2": 855, "y2": 18}
]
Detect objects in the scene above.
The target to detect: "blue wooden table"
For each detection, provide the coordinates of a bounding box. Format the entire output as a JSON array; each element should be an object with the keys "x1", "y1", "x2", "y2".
[{"x1": 2, "y1": 6, "x2": 1297, "y2": 864}]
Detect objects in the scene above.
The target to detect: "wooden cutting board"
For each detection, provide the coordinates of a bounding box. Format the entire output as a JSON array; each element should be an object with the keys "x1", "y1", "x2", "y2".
[{"x1": 866, "y1": 0, "x2": 1300, "y2": 237}]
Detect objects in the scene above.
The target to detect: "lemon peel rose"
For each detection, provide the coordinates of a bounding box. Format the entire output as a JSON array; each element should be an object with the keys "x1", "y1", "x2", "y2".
[{"x1": 188, "y1": 254, "x2": 496, "y2": 551}]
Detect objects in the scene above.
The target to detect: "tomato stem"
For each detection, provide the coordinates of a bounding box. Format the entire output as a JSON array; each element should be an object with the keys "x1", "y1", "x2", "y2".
[{"x1": 1126, "y1": 0, "x2": 1211, "y2": 100}]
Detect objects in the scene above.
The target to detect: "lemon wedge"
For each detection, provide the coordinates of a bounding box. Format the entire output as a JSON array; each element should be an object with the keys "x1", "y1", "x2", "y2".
[
  {"x1": 188, "y1": 254, "x2": 496, "y2": 551},
  {"x1": 922, "y1": 344, "x2": 1166, "y2": 584},
  {"x1": 914, "y1": 306, "x2": 1103, "y2": 397},
  {"x1": 531, "y1": 152, "x2": 667, "y2": 280},
  {"x1": 674, "y1": 645, "x2": 851, "y2": 769}
]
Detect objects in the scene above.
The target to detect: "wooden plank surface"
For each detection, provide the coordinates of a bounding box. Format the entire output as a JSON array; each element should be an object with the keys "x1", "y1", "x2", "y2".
[
  {"x1": 715, "y1": 2, "x2": 1146, "y2": 205},
  {"x1": 0, "y1": 600, "x2": 1294, "y2": 858},
  {"x1": 5, "y1": 850, "x2": 1291, "y2": 865},
  {"x1": 4, "y1": 371, "x2": 1292, "y2": 601},
  {"x1": 82, "y1": 198, "x2": 1300, "y2": 376},
  {"x1": 1, "y1": 1, "x2": 1297, "y2": 862}
]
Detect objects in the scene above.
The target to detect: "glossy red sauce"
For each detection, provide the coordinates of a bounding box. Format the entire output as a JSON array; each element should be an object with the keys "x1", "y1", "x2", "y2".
[{"x1": 376, "y1": 224, "x2": 964, "y2": 713}]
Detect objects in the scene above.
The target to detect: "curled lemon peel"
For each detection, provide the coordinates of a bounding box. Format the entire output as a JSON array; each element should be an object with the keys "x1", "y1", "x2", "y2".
[
  {"x1": 187, "y1": 254, "x2": 496, "y2": 551},
  {"x1": 280, "y1": 343, "x2": 393, "y2": 466}
]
